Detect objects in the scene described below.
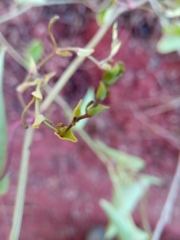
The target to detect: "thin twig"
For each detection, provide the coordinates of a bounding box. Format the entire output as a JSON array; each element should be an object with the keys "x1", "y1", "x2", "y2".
[
  {"x1": 9, "y1": 127, "x2": 34, "y2": 240},
  {"x1": 152, "y1": 154, "x2": 180, "y2": 240},
  {"x1": 130, "y1": 104, "x2": 180, "y2": 150},
  {"x1": 144, "y1": 96, "x2": 180, "y2": 117},
  {"x1": 0, "y1": 33, "x2": 26, "y2": 68},
  {"x1": 0, "y1": 5, "x2": 31, "y2": 25}
]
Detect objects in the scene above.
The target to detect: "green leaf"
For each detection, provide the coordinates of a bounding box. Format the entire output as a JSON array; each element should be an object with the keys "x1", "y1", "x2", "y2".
[
  {"x1": 74, "y1": 88, "x2": 94, "y2": 130},
  {"x1": 112, "y1": 22, "x2": 118, "y2": 42},
  {"x1": 157, "y1": 35, "x2": 180, "y2": 53},
  {"x1": 110, "y1": 41, "x2": 121, "y2": 57},
  {"x1": 96, "y1": 141, "x2": 145, "y2": 171},
  {"x1": 0, "y1": 175, "x2": 9, "y2": 195},
  {"x1": 100, "y1": 200, "x2": 148, "y2": 240},
  {"x1": 163, "y1": 23, "x2": 180, "y2": 36},
  {"x1": 73, "y1": 99, "x2": 82, "y2": 118},
  {"x1": 87, "y1": 104, "x2": 109, "y2": 117},
  {"x1": 96, "y1": 81, "x2": 107, "y2": 101},
  {"x1": 25, "y1": 39, "x2": 44, "y2": 69},
  {"x1": 104, "y1": 223, "x2": 117, "y2": 239},
  {"x1": 118, "y1": 176, "x2": 160, "y2": 212},
  {"x1": 96, "y1": 5, "x2": 116, "y2": 26},
  {"x1": 103, "y1": 62, "x2": 124, "y2": 86},
  {"x1": 165, "y1": 7, "x2": 180, "y2": 18},
  {"x1": 55, "y1": 127, "x2": 77, "y2": 142},
  {"x1": 0, "y1": 48, "x2": 7, "y2": 177}
]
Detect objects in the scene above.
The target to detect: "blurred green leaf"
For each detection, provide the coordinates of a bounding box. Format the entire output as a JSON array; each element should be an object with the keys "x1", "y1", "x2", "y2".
[
  {"x1": 96, "y1": 141, "x2": 145, "y2": 171},
  {"x1": 87, "y1": 104, "x2": 109, "y2": 117},
  {"x1": 96, "y1": 5, "x2": 116, "y2": 26},
  {"x1": 0, "y1": 48, "x2": 7, "y2": 177},
  {"x1": 163, "y1": 23, "x2": 180, "y2": 36},
  {"x1": 165, "y1": 8, "x2": 180, "y2": 18},
  {"x1": 96, "y1": 81, "x2": 107, "y2": 101},
  {"x1": 119, "y1": 175, "x2": 160, "y2": 212},
  {"x1": 0, "y1": 175, "x2": 9, "y2": 195},
  {"x1": 157, "y1": 35, "x2": 180, "y2": 53},
  {"x1": 112, "y1": 22, "x2": 118, "y2": 42},
  {"x1": 25, "y1": 39, "x2": 44, "y2": 69},
  {"x1": 100, "y1": 199, "x2": 148, "y2": 240},
  {"x1": 105, "y1": 223, "x2": 117, "y2": 239},
  {"x1": 74, "y1": 88, "x2": 94, "y2": 130},
  {"x1": 110, "y1": 41, "x2": 121, "y2": 57},
  {"x1": 103, "y1": 62, "x2": 124, "y2": 86},
  {"x1": 73, "y1": 99, "x2": 82, "y2": 118}
]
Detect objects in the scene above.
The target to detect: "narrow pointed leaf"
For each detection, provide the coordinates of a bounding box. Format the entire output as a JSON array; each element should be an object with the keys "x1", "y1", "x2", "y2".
[
  {"x1": 112, "y1": 22, "x2": 118, "y2": 42},
  {"x1": 110, "y1": 41, "x2": 121, "y2": 57},
  {"x1": 87, "y1": 104, "x2": 109, "y2": 117},
  {"x1": 96, "y1": 141, "x2": 145, "y2": 170},
  {"x1": 103, "y1": 62, "x2": 124, "y2": 86},
  {"x1": 74, "y1": 88, "x2": 94, "y2": 130},
  {"x1": 96, "y1": 81, "x2": 107, "y2": 101},
  {"x1": 73, "y1": 99, "x2": 82, "y2": 118}
]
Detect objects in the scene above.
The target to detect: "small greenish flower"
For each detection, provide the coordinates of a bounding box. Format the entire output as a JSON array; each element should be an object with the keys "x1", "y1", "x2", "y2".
[
  {"x1": 55, "y1": 126, "x2": 77, "y2": 142},
  {"x1": 32, "y1": 114, "x2": 46, "y2": 128}
]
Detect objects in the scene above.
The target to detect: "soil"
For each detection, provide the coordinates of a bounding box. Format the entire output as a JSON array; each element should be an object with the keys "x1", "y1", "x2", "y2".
[{"x1": 1, "y1": 2, "x2": 180, "y2": 240}]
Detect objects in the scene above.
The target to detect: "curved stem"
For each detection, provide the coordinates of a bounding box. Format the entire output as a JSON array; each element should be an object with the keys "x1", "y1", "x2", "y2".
[{"x1": 21, "y1": 97, "x2": 35, "y2": 129}]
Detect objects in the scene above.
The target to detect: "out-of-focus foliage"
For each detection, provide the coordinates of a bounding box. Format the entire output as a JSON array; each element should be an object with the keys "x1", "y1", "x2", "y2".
[{"x1": 97, "y1": 141, "x2": 160, "y2": 240}]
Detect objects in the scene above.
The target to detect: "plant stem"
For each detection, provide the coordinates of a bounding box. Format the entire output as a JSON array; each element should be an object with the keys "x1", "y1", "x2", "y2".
[
  {"x1": 43, "y1": 120, "x2": 57, "y2": 132},
  {"x1": 40, "y1": 5, "x2": 127, "y2": 112},
  {"x1": 21, "y1": 97, "x2": 35, "y2": 129},
  {"x1": 152, "y1": 154, "x2": 180, "y2": 240},
  {"x1": 37, "y1": 52, "x2": 54, "y2": 69},
  {"x1": 0, "y1": 5, "x2": 31, "y2": 25},
  {"x1": 9, "y1": 127, "x2": 34, "y2": 240},
  {"x1": 0, "y1": 33, "x2": 26, "y2": 68}
]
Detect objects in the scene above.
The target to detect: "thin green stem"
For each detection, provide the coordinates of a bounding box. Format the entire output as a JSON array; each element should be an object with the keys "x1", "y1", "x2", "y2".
[
  {"x1": 35, "y1": 98, "x2": 40, "y2": 115},
  {"x1": 9, "y1": 127, "x2": 34, "y2": 240},
  {"x1": 43, "y1": 120, "x2": 57, "y2": 132}
]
